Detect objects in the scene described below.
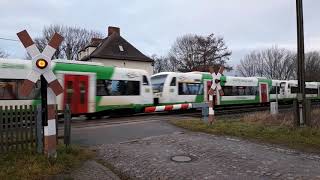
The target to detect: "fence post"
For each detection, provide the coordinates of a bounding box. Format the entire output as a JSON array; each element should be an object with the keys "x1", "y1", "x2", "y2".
[
  {"x1": 270, "y1": 102, "x2": 279, "y2": 115},
  {"x1": 36, "y1": 105, "x2": 43, "y2": 154},
  {"x1": 64, "y1": 104, "x2": 71, "y2": 146},
  {"x1": 202, "y1": 106, "x2": 209, "y2": 123}
]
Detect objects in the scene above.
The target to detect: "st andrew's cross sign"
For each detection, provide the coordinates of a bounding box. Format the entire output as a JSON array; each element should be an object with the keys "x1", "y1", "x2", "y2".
[
  {"x1": 208, "y1": 65, "x2": 224, "y2": 124},
  {"x1": 17, "y1": 30, "x2": 64, "y2": 157},
  {"x1": 17, "y1": 30, "x2": 64, "y2": 97}
]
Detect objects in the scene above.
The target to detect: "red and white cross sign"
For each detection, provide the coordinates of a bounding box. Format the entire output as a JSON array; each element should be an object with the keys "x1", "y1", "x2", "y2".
[
  {"x1": 17, "y1": 30, "x2": 64, "y2": 97},
  {"x1": 208, "y1": 65, "x2": 225, "y2": 124},
  {"x1": 17, "y1": 30, "x2": 64, "y2": 157},
  {"x1": 208, "y1": 66, "x2": 224, "y2": 96}
]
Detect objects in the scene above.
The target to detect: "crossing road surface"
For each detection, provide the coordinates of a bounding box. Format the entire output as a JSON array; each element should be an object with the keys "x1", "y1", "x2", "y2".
[{"x1": 67, "y1": 115, "x2": 195, "y2": 146}]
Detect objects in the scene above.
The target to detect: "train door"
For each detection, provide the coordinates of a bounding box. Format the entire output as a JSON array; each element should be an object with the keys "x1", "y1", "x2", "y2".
[
  {"x1": 64, "y1": 75, "x2": 89, "y2": 114},
  {"x1": 142, "y1": 75, "x2": 152, "y2": 104},
  {"x1": 259, "y1": 83, "x2": 269, "y2": 103}
]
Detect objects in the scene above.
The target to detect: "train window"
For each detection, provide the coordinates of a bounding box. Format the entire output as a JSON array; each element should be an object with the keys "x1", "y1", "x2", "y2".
[
  {"x1": 178, "y1": 83, "x2": 203, "y2": 95},
  {"x1": 238, "y1": 87, "x2": 245, "y2": 95},
  {"x1": 291, "y1": 87, "x2": 298, "y2": 94},
  {"x1": 66, "y1": 81, "x2": 73, "y2": 104},
  {"x1": 270, "y1": 86, "x2": 280, "y2": 94},
  {"x1": 0, "y1": 81, "x2": 17, "y2": 99},
  {"x1": 222, "y1": 86, "x2": 257, "y2": 96},
  {"x1": 151, "y1": 75, "x2": 167, "y2": 93},
  {"x1": 170, "y1": 77, "x2": 176, "y2": 86},
  {"x1": 306, "y1": 88, "x2": 318, "y2": 94},
  {"x1": 142, "y1": 75, "x2": 149, "y2": 86},
  {"x1": 79, "y1": 81, "x2": 86, "y2": 104},
  {"x1": 0, "y1": 79, "x2": 40, "y2": 100},
  {"x1": 96, "y1": 80, "x2": 140, "y2": 96}
]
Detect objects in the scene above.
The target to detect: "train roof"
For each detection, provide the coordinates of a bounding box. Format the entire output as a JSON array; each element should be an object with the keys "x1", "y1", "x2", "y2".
[{"x1": 0, "y1": 58, "x2": 149, "y2": 79}]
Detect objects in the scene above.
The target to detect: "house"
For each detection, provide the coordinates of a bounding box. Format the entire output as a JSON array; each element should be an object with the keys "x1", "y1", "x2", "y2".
[{"x1": 78, "y1": 26, "x2": 154, "y2": 75}]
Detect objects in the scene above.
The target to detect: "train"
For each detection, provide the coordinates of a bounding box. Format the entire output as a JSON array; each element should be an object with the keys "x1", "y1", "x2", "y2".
[{"x1": 0, "y1": 58, "x2": 319, "y2": 118}]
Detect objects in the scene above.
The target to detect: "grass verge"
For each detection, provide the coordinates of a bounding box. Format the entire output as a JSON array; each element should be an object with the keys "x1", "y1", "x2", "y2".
[
  {"x1": 0, "y1": 145, "x2": 94, "y2": 180},
  {"x1": 170, "y1": 118, "x2": 320, "y2": 153}
]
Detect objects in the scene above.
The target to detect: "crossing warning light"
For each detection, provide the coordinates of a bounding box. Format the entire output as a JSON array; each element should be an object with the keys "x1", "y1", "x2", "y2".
[{"x1": 36, "y1": 59, "x2": 48, "y2": 69}]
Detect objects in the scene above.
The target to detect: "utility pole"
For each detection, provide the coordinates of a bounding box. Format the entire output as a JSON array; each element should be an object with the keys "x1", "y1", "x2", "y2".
[{"x1": 296, "y1": 0, "x2": 306, "y2": 126}]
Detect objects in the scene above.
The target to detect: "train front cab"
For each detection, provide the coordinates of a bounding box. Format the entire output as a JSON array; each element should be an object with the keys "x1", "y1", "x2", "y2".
[{"x1": 151, "y1": 72, "x2": 204, "y2": 105}]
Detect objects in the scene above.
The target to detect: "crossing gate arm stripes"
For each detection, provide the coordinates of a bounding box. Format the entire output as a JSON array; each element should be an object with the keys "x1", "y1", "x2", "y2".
[{"x1": 145, "y1": 103, "x2": 193, "y2": 113}]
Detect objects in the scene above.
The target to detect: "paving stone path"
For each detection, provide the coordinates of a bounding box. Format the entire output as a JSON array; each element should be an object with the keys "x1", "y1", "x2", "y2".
[
  {"x1": 97, "y1": 132, "x2": 320, "y2": 180},
  {"x1": 69, "y1": 160, "x2": 120, "y2": 180}
]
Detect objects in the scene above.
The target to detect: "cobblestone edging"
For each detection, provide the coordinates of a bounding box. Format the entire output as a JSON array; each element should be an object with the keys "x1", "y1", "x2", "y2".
[{"x1": 97, "y1": 132, "x2": 320, "y2": 180}]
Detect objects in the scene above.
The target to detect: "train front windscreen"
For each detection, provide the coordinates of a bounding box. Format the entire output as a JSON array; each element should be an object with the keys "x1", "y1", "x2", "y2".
[{"x1": 151, "y1": 74, "x2": 168, "y2": 93}]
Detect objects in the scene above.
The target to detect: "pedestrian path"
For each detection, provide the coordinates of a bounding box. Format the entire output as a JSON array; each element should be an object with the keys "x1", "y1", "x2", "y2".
[{"x1": 69, "y1": 160, "x2": 120, "y2": 180}]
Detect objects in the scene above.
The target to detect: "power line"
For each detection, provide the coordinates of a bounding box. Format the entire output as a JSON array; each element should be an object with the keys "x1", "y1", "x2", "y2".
[{"x1": 0, "y1": 37, "x2": 19, "y2": 42}]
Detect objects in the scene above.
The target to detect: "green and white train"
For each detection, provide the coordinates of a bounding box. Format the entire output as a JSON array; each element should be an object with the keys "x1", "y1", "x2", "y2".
[
  {"x1": 0, "y1": 58, "x2": 153, "y2": 117},
  {"x1": 151, "y1": 72, "x2": 320, "y2": 106},
  {"x1": 151, "y1": 72, "x2": 272, "y2": 106},
  {"x1": 1, "y1": 58, "x2": 319, "y2": 117}
]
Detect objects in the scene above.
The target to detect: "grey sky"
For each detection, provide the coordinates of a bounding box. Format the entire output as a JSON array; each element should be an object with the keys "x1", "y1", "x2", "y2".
[{"x1": 0, "y1": 0, "x2": 319, "y2": 69}]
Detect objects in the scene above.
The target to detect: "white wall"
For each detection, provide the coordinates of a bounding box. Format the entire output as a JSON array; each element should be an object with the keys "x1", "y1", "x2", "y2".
[
  {"x1": 78, "y1": 47, "x2": 97, "y2": 60},
  {"x1": 90, "y1": 58, "x2": 153, "y2": 75}
]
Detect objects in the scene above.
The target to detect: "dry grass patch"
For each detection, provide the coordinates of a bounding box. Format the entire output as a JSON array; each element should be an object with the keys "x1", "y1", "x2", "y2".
[
  {"x1": 243, "y1": 108, "x2": 320, "y2": 128},
  {"x1": 170, "y1": 109, "x2": 320, "y2": 153},
  {"x1": 0, "y1": 145, "x2": 94, "y2": 180}
]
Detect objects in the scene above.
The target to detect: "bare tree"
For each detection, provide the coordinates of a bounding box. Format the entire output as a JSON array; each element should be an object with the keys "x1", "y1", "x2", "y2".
[
  {"x1": 237, "y1": 51, "x2": 264, "y2": 77},
  {"x1": 152, "y1": 54, "x2": 179, "y2": 73},
  {"x1": 34, "y1": 24, "x2": 102, "y2": 60},
  {"x1": 169, "y1": 34, "x2": 231, "y2": 72},
  {"x1": 237, "y1": 47, "x2": 295, "y2": 80},
  {"x1": 0, "y1": 48, "x2": 9, "y2": 58},
  {"x1": 305, "y1": 51, "x2": 320, "y2": 81}
]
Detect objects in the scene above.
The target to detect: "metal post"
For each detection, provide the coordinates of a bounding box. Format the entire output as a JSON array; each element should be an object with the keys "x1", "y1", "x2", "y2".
[
  {"x1": 276, "y1": 83, "x2": 279, "y2": 103},
  {"x1": 64, "y1": 104, "x2": 71, "y2": 146},
  {"x1": 201, "y1": 106, "x2": 209, "y2": 123},
  {"x1": 36, "y1": 105, "x2": 43, "y2": 153},
  {"x1": 296, "y1": 0, "x2": 307, "y2": 126},
  {"x1": 41, "y1": 75, "x2": 48, "y2": 126}
]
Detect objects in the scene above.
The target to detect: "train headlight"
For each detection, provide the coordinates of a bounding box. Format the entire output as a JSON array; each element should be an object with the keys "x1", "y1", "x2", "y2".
[{"x1": 36, "y1": 59, "x2": 48, "y2": 69}]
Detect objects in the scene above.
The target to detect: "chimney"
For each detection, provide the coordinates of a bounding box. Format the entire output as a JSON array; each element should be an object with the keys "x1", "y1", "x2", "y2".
[{"x1": 108, "y1": 26, "x2": 120, "y2": 36}]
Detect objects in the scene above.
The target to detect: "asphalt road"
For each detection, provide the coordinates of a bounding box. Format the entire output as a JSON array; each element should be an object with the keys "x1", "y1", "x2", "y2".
[{"x1": 69, "y1": 115, "x2": 191, "y2": 146}]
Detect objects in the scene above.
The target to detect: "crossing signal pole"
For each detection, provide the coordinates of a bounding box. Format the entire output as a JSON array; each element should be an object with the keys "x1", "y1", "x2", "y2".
[
  {"x1": 17, "y1": 30, "x2": 64, "y2": 157},
  {"x1": 296, "y1": 0, "x2": 307, "y2": 126}
]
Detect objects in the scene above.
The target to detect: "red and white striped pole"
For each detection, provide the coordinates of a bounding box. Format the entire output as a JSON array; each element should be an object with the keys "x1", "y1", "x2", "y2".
[
  {"x1": 17, "y1": 30, "x2": 64, "y2": 157},
  {"x1": 208, "y1": 66, "x2": 224, "y2": 124},
  {"x1": 44, "y1": 89, "x2": 58, "y2": 156},
  {"x1": 145, "y1": 103, "x2": 192, "y2": 113}
]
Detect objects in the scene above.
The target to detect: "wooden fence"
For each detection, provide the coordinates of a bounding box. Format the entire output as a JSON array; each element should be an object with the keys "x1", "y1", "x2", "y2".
[{"x1": 0, "y1": 105, "x2": 36, "y2": 153}]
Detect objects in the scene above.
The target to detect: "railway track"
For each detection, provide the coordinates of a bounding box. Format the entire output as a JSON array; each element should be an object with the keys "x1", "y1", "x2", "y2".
[{"x1": 57, "y1": 102, "x2": 320, "y2": 129}]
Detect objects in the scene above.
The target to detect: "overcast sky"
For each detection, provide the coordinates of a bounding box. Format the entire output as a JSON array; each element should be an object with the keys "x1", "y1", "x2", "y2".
[{"x1": 0, "y1": 0, "x2": 319, "y2": 68}]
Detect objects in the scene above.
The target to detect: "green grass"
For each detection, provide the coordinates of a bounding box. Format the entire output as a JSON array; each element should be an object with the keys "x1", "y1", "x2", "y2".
[
  {"x1": 0, "y1": 145, "x2": 94, "y2": 180},
  {"x1": 170, "y1": 119, "x2": 320, "y2": 153}
]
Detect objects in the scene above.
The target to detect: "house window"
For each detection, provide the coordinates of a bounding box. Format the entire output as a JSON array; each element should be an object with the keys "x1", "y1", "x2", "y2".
[{"x1": 119, "y1": 45, "x2": 124, "y2": 52}]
